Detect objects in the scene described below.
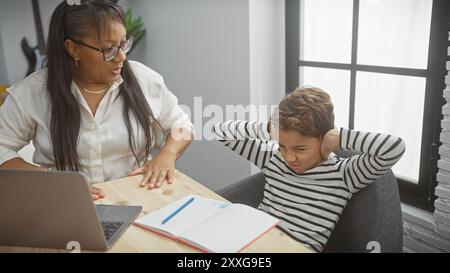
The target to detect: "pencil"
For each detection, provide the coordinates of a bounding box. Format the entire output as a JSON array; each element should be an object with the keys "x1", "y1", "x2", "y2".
[{"x1": 161, "y1": 197, "x2": 195, "y2": 225}]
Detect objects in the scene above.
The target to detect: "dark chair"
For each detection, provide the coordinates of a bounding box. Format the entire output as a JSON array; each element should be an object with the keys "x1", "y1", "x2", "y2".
[{"x1": 216, "y1": 150, "x2": 403, "y2": 253}]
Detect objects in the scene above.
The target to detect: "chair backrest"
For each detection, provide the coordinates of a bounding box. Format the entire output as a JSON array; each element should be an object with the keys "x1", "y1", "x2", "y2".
[{"x1": 322, "y1": 150, "x2": 403, "y2": 253}]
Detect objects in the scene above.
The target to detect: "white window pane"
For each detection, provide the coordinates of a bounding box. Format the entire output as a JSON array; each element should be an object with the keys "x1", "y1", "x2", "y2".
[
  {"x1": 300, "y1": 67, "x2": 350, "y2": 128},
  {"x1": 355, "y1": 72, "x2": 426, "y2": 183},
  {"x1": 300, "y1": 0, "x2": 353, "y2": 63},
  {"x1": 357, "y1": 0, "x2": 433, "y2": 69}
]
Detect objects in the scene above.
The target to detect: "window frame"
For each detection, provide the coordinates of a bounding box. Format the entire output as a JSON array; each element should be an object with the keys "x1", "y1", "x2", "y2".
[{"x1": 286, "y1": 0, "x2": 450, "y2": 211}]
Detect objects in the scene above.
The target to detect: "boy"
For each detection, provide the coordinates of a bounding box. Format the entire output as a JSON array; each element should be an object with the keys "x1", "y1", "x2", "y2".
[{"x1": 213, "y1": 87, "x2": 406, "y2": 252}]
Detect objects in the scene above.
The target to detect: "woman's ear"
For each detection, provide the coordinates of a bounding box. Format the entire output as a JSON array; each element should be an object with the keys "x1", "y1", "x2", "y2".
[{"x1": 64, "y1": 39, "x2": 79, "y2": 60}]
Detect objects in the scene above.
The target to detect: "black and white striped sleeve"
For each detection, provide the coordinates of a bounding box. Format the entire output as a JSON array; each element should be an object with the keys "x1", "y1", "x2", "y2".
[
  {"x1": 212, "y1": 120, "x2": 278, "y2": 169},
  {"x1": 339, "y1": 128, "x2": 406, "y2": 194}
]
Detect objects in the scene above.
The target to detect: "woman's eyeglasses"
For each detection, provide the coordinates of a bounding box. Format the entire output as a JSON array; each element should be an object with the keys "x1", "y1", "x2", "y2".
[{"x1": 71, "y1": 36, "x2": 133, "y2": 62}]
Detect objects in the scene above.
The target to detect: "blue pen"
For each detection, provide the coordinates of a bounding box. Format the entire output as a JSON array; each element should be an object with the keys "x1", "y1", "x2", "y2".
[{"x1": 161, "y1": 197, "x2": 195, "y2": 225}]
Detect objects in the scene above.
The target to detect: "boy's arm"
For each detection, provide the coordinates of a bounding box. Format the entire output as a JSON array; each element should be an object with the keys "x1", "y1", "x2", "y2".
[
  {"x1": 212, "y1": 120, "x2": 277, "y2": 169},
  {"x1": 322, "y1": 128, "x2": 406, "y2": 194}
]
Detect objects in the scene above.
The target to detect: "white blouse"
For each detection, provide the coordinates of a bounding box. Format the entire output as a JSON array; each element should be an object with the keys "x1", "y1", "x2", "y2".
[{"x1": 0, "y1": 61, "x2": 193, "y2": 184}]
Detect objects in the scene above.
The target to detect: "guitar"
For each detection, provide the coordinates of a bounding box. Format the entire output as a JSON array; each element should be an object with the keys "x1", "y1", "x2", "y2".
[{"x1": 21, "y1": 0, "x2": 46, "y2": 77}]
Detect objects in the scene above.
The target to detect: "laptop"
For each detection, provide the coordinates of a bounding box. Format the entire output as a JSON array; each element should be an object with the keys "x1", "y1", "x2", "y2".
[{"x1": 0, "y1": 169, "x2": 142, "y2": 251}]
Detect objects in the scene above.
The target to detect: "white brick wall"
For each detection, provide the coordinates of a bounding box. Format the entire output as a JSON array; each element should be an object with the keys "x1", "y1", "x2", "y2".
[
  {"x1": 434, "y1": 35, "x2": 450, "y2": 246},
  {"x1": 403, "y1": 204, "x2": 450, "y2": 253},
  {"x1": 402, "y1": 32, "x2": 450, "y2": 253}
]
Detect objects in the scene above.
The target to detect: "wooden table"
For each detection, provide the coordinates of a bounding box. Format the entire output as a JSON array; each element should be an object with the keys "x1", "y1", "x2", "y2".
[{"x1": 0, "y1": 170, "x2": 312, "y2": 253}]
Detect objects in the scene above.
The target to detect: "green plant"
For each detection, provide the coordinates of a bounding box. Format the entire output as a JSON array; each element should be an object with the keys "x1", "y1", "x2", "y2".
[{"x1": 108, "y1": 0, "x2": 145, "y2": 53}]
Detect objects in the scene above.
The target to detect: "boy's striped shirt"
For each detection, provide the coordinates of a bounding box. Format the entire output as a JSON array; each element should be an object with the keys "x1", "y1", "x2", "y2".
[{"x1": 213, "y1": 121, "x2": 406, "y2": 252}]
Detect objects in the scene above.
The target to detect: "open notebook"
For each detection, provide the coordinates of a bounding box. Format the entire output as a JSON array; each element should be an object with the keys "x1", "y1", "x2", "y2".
[{"x1": 134, "y1": 194, "x2": 280, "y2": 253}]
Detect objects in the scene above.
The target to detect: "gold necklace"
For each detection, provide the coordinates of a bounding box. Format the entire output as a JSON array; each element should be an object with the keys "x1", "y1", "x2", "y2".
[{"x1": 81, "y1": 83, "x2": 112, "y2": 94}]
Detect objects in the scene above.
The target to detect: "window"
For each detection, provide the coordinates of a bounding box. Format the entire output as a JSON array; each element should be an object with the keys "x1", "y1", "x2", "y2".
[{"x1": 286, "y1": 0, "x2": 450, "y2": 211}]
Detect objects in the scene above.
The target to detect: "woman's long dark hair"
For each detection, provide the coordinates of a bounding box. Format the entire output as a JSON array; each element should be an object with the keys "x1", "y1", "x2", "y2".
[{"x1": 46, "y1": 0, "x2": 159, "y2": 171}]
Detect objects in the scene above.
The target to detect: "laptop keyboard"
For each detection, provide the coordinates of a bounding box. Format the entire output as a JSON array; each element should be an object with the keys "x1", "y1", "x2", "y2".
[{"x1": 101, "y1": 221, "x2": 125, "y2": 241}]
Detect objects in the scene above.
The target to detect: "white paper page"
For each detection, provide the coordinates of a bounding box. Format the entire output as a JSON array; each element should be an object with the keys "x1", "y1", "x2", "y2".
[
  {"x1": 134, "y1": 194, "x2": 231, "y2": 237},
  {"x1": 180, "y1": 204, "x2": 279, "y2": 253}
]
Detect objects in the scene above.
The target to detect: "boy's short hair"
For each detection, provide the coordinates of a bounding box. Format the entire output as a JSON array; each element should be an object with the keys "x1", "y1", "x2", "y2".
[{"x1": 272, "y1": 87, "x2": 335, "y2": 138}]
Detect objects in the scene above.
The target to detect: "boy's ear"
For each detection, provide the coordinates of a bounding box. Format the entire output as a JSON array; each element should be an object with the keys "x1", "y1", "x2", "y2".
[
  {"x1": 319, "y1": 135, "x2": 327, "y2": 159},
  {"x1": 318, "y1": 134, "x2": 324, "y2": 144}
]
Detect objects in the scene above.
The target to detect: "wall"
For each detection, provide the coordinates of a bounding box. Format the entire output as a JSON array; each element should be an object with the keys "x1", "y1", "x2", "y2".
[
  {"x1": 248, "y1": 0, "x2": 285, "y2": 174},
  {"x1": 0, "y1": 0, "x2": 61, "y2": 84},
  {"x1": 130, "y1": 0, "x2": 285, "y2": 190},
  {"x1": 249, "y1": 0, "x2": 285, "y2": 107},
  {"x1": 0, "y1": 26, "x2": 8, "y2": 84}
]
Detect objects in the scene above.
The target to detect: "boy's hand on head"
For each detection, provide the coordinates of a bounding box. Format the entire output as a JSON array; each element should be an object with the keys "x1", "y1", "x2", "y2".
[{"x1": 320, "y1": 129, "x2": 340, "y2": 161}]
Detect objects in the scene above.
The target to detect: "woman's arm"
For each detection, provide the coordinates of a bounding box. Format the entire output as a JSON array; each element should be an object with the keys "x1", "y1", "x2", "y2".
[
  {"x1": 0, "y1": 85, "x2": 38, "y2": 168},
  {"x1": 160, "y1": 128, "x2": 193, "y2": 159},
  {"x1": 128, "y1": 64, "x2": 194, "y2": 190},
  {"x1": 129, "y1": 128, "x2": 193, "y2": 189},
  {"x1": 0, "y1": 157, "x2": 47, "y2": 171},
  {"x1": 0, "y1": 158, "x2": 106, "y2": 200}
]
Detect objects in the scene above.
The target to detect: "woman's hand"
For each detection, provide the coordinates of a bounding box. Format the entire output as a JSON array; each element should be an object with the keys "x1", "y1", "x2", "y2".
[
  {"x1": 320, "y1": 129, "x2": 340, "y2": 161},
  {"x1": 128, "y1": 151, "x2": 177, "y2": 190},
  {"x1": 91, "y1": 186, "x2": 105, "y2": 200}
]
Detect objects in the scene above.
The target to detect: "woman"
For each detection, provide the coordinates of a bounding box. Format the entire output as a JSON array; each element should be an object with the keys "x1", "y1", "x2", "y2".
[{"x1": 0, "y1": 0, "x2": 193, "y2": 200}]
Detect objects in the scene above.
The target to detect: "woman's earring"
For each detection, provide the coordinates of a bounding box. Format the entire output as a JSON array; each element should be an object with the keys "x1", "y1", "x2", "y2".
[{"x1": 75, "y1": 59, "x2": 79, "y2": 67}]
